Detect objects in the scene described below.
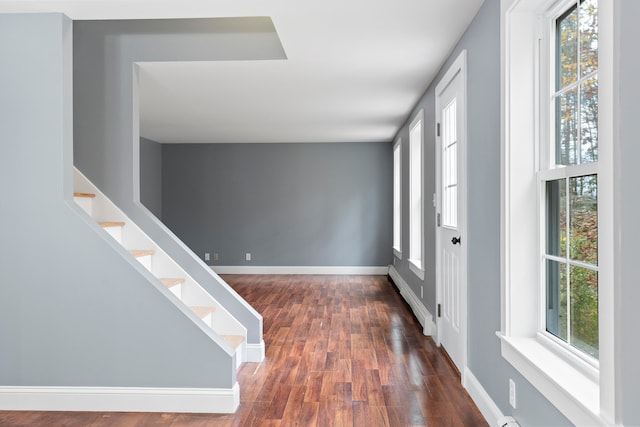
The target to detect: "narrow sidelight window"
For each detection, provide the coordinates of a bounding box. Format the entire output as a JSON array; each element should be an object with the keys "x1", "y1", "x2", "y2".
[
  {"x1": 409, "y1": 111, "x2": 424, "y2": 278},
  {"x1": 393, "y1": 139, "x2": 402, "y2": 258}
]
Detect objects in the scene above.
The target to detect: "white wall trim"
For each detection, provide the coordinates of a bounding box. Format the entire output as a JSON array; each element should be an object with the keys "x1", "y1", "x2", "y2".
[
  {"x1": 463, "y1": 367, "x2": 505, "y2": 427},
  {"x1": 0, "y1": 383, "x2": 240, "y2": 414},
  {"x1": 246, "y1": 340, "x2": 265, "y2": 362},
  {"x1": 211, "y1": 266, "x2": 389, "y2": 275},
  {"x1": 499, "y1": 335, "x2": 605, "y2": 426},
  {"x1": 388, "y1": 265, "x2": 436, "y2": 336}
]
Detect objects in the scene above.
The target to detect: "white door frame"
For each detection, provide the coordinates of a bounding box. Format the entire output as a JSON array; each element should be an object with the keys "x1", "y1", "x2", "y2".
[{"x1": 435, "y1": 50, "x2": 468, "y2": 374}]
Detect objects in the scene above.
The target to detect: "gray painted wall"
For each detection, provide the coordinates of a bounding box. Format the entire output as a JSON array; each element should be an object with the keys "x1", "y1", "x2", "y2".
[
  {"x1": 391, "y1": 77, "x2": 438, "y2": 314},
  {"x1": 0, "y1": 13, "x2": 234, "y2": 389},
  {"x1": 393, "y1": 0, "x2": 640, "y2": 425},
  {"x1": 140, "y1": 137, "x2": 162, "y2": 218},
  {"x1": 617, "y1": 0, "x2": 640, "y2": 424},
  {"x1": 160, "y1": 142, "x2": 392, "y2": 266},
  {"x1": 392, "y1": 0, "x2": 572, "y2": 425},
  {"x1": 73, "y1": 18, "x2": 286, "y2": 345}
]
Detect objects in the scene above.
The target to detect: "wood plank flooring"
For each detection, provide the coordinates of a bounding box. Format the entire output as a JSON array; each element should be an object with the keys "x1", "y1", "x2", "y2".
[{"x1": 0, "y1": 275, "x2": 487, "y2": 426}]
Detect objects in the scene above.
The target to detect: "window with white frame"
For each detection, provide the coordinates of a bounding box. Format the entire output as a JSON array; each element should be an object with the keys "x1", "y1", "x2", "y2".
[
  {"x1": 409, "y1": 111, "x2": 424, "y2": 279},
  {"x1": 393, "y1": 139, "x2": 402, "y2": 258},
  {"x1": 543, "y1": 0, "x2": 599, "y2": 361},
  {"x1": 501, "y1": 0, "x2": 615, "y2": 424}
]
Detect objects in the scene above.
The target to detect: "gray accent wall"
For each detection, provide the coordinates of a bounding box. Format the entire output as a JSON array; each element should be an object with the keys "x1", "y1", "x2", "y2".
[
  {"x1": 140, "y1": 137, "x2": 163, "y2": 218},
  {"x1": 0, "y1": 13, "x2": 234, "y2": 389},
  {"x1": 73, "y1": 18, "x2": 286, "y2": 345},
  {"x1": 160, "y1": 142, "x2": 392, "y2": 266}
]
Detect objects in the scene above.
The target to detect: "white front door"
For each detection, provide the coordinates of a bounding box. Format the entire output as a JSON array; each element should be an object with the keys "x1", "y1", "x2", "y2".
[{"x1": 435, "y1": 51, "x2": 467, "y2": 373}]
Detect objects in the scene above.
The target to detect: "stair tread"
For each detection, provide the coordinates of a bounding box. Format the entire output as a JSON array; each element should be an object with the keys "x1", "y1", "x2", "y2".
[
  {"x1": 130, "y1": 249, "x2": 155, "y2": 258},
  {"x1": 221, "y1": 335, "x2": 245, "y2": 350},
  {"x1": 74, "y1": 192, "x2": 96, "y2": 198},
  {"x1": 160, "y1": 278, "x2": 186, "y2": 288},
  {"x1": 99, "y1": 221, "x2": 125, "y2": 227},
  {"x1": 190, "y1": 306, "x2": 215, "y2": 319}
]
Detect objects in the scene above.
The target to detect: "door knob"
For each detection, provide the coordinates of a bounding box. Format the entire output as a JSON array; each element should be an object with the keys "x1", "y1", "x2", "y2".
[{"x1": 451, "y1": 236, "x2": 461, "y2": 245}]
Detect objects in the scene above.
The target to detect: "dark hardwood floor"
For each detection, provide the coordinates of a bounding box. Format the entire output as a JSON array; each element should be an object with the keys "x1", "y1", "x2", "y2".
[{"x1": 0, "y1": 275, "x2": 487, "y2": 426}]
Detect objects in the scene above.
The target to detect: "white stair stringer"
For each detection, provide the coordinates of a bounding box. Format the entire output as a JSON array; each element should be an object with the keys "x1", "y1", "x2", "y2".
[{"x1": 73, "y1": 169, "x2": 248, "y2": 366}]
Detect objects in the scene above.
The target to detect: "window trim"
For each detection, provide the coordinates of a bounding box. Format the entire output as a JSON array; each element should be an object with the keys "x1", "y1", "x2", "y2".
[
  {"x1": 393, "y1": 137, "x2": 403, "y2": 259},
  {"x1": 408, "y1": 110, "x2": 425, "y2": 280},
  {"x1": 499, "y1": 0, "x2": 616, "y2": 425}
]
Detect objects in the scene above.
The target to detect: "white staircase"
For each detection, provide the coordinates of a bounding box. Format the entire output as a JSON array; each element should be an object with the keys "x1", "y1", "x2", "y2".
[{"x1": 73, "y1": 169, "x2": 246, "y2": 370}]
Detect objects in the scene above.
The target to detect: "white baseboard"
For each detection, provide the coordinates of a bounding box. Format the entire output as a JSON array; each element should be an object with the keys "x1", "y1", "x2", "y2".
[
  {"x1": 246, "y1": 340, "x2": 265, "y2": 362},
  {"x1": 211, "y1": 266, "x2": 389, "y2": 275},
  {"x1": 463, "y1": 367, "x2": 506, "y2": 427},
  {"x1": 388, "y1": 265, "x2": 436, "y2": 336},
  {"x1": 0, "y1": 383, "x2": 239, "y2": 414}
]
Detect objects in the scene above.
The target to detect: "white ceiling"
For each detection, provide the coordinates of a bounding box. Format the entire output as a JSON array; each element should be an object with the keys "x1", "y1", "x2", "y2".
[{"x1": 0, "y1": 0, "x2": 485, "y2": 143}]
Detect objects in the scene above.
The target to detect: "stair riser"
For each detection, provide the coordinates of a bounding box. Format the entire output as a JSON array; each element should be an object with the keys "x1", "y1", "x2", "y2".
[
  {"x1": 74, "y1": 196, "x2": 93, "y2": 216},
  {"x1": 168, "y1": 284, "x2": 182, "y2": 299},
  {"x1": 235, "y1": 348, "x2": 242, "y2": 370},
  {"x1": 102, "y1": 226, "x2": 122, "y2": 244},
  {"x1": 135, "y1": 255, "x2": 152, "y2": 272},
  {"x1": 201, "y1": 312, "x2": 214, "y2": 329}
]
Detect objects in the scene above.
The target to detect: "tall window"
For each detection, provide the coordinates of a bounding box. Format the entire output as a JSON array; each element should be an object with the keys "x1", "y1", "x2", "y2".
[
  {"x1": 543, "y1": 0, "x2": 599, "y2": 361},
  {"x1": 409, "y1": 111, "x2": 424, "y2": 279},
  {"x1": 393, "y1": 139, "x2": 402, "y2": 258},
  {"x1": 501, "y1": 0, "x2": 613, "y2": 423}
]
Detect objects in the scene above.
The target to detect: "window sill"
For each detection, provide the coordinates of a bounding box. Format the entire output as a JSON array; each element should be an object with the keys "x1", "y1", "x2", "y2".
[
  {"x1": 408, "y1": 259, "x2": 424, "y2": 280},
  {"x1": 497, "y1": 334, "x2": 606, "y2": 426},
  {"x1": 393, "y1": 248, "x2": 402, "y2": 259}
]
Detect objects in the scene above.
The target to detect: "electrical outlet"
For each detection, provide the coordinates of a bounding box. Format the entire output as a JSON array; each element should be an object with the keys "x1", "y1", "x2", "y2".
[
  {"x1": 509, "y1": 379, "x2": 517, "y2": 409},
  {"x1": 245, "y1": 252, "x2": 251, "y2": 261},
  {"x1": 213, "y1": 253, "x2": 219, "y2": 261},
  {"x1": 204, "y1": 252, "x2": 210, "y2": 261}
]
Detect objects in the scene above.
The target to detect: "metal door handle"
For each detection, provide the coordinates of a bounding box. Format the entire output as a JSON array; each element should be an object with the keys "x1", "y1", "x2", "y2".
[{"x1": 451, "y1": 236, "x2": 461, "y2": 245}]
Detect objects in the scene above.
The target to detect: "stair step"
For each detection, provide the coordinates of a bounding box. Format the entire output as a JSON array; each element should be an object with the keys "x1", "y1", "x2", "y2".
[
  {"x1": 190, "y1": 306, "x2": 215, "y2": 319},
  {"x1": 130, "y1": 249, "x2": 155, "y2": 258},
  {"x1": 161, "y1": 278, "x2": 184, "y2": 299},
  {"x1": 73, "y1": 192, "x2": 95, "y2": 216},
  {"x1": 130, "y1": 249, "x2": 154, "y2": 272},
  {"x1": 73, "y1": 192, "x2": 95, "y2": 198},
  {"x1": 221, "y1": 335, "x2": 245, "y2": 350},
  {"x1": 100, "y1": 221, "x2": 125, "y2": 243},
  {"x1": 99, "y1": 221, "x2": 125, "y2": 228},
  {"x1": 160, "y1": 278, "x2": 185, "y2": 288}
]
